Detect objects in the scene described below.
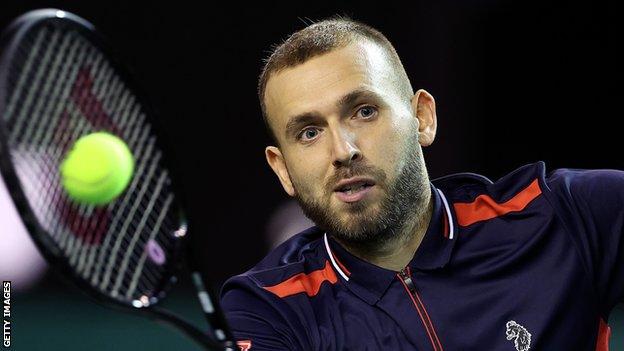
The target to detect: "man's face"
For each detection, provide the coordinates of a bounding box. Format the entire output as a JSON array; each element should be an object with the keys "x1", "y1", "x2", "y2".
[{"x1": 264, "y1": 41, "x2": 432, "y2": 245}]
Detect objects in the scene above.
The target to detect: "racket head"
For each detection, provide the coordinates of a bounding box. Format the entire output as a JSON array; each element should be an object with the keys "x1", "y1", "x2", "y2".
[{"x1": 0, "y1": 9, "x2": 190, "y2": 313}]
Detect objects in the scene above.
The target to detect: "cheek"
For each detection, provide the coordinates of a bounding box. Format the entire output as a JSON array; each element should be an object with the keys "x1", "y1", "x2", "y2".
[
  {"x1": 288, "y1": 152, "x2": 327, "y2": 194},
  {"x1": 362, "y1": 119, "x2": 405, "y2": 169}
]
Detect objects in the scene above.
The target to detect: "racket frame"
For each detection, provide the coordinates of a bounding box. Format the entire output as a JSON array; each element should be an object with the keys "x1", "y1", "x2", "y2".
[{"x1": 0, "y1": 9, "x2": 232, "y2": 350}]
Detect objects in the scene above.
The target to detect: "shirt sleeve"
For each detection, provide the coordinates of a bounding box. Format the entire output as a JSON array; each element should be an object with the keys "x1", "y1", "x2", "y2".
[
  {"x1": 545, "y1": 168, "x2": 624, "y2": 315},
  {"x1": 220, "y1": 275, "x2": 308, "y2": 351}
]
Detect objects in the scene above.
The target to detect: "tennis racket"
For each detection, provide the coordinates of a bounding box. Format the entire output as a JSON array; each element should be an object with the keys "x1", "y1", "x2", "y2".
[{"x1": 0, "y1": 9, "x2": 234, "y2": 350}]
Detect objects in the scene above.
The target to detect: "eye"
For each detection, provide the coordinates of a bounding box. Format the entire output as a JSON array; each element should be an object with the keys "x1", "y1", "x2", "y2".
[
  {"x1": 356, "y1": 105, "x2": 378, "y2": 119},
  {"x1": 298, "y1": 127, "x2": 321, "y2": 142}
]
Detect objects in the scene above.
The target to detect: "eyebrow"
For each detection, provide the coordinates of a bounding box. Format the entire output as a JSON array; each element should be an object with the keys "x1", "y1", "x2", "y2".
[
  {"x1": 283, "y1": 88, "x2": 382, "y2": 140},
  {"x1": 336, "y1": 88, "x2": 381, "y2": 111},
  {"x1": 284, "y1": 112, "x2": 324, "y2": 140}
]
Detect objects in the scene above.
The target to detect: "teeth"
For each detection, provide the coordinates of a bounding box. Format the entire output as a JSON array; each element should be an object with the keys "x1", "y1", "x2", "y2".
[{"x1": 344, "y1": 184, "x2": 366, "y2": 194}]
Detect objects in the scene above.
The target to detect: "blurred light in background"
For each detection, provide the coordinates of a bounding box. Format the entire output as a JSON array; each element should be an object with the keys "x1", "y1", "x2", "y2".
[
  {"x1": 266, "y1": 200, "x2": 314, "y2": 248},
  {"x1": 0, "y1": 174, "x2": 47, "y2": 291}
]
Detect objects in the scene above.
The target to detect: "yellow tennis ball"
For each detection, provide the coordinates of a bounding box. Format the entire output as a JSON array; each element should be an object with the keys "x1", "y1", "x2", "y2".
[{"x1": 60, "y1": 132, "x2": 134, "y2": 206}]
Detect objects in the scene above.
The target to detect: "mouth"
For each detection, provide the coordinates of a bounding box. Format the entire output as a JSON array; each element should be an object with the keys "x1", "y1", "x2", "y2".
[{"x1": 333, "y1": 177, "x2": 376, "y2": 203}]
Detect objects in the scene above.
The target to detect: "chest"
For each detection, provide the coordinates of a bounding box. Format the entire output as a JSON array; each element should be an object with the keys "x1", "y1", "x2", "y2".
[{"x1": 316, "y1": 227, "x2": 601, "y2": 350}]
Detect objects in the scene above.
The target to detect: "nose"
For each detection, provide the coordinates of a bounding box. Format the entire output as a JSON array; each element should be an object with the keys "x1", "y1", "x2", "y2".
[{"x1": 331, "y1": 129, "x2": 362, "y2": 168}]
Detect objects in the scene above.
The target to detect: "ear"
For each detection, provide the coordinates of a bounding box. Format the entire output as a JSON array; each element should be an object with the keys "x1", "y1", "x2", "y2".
[
  {"x1": 410, "y1": 89, "x2": 437, "y2": 147},
  {"x1": 265, "y1": 146, "x2": 296, "y2": 197}
]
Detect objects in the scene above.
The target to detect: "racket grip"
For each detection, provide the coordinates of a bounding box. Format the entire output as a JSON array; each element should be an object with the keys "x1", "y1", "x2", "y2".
[
  {"x1": 149, "y1": 306, "x2": 232, "y2": 350},
  {"x1": 191, "y1": 270, "x2": 236, "y2": 349}
]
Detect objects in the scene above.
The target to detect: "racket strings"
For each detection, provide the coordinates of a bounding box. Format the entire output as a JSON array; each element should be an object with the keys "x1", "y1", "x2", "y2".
[{"x1": 2, "y1": 21, "x2": 183, "y2": 306}]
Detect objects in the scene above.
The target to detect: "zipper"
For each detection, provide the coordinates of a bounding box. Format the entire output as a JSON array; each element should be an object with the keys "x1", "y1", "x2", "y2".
[{"x1": 397, "y1": 266, "x2": 444, "y2": 351}]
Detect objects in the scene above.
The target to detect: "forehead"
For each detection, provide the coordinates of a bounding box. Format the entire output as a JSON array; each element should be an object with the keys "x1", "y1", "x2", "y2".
[{"x1": 264, "y1": 41, "x2": 397, "y2": 131}]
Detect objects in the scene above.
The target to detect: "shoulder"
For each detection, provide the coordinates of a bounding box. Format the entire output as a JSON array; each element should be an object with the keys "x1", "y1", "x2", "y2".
[
  {"x1": 433, "y1": 161, "x2": 545, "y2": 201},
  {"x1": 542, "y1": 165, "x2": 624, "y2": 199},
  {"x1": 434, "y1": 160, "x2": 624, "y2": 210},
  {"x1": 220, "y1": 226, "x2": 331, "y2": 303},
  {"x1": 541, "y1": 165, "x2": 624, "y2": 224},
  {"x1": 432, "y1": 161, "x2": 546, "y2": 228},
  {"x1": 219, "y1": 226, "x2": 330, "y2": 349},
  {"x1": 432, "y1": 160, "x2": 623, "y2": 229}
]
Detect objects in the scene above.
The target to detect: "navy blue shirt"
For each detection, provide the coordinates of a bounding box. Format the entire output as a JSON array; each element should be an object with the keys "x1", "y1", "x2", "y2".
[{"x1": 220, "y1": 161, "x2": 623, "y2": 350}]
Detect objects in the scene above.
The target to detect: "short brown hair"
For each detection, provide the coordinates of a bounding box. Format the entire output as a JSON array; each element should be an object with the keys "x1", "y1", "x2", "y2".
[{"x1": 258, "y1": 16, "x2": 413, "y2": 144}]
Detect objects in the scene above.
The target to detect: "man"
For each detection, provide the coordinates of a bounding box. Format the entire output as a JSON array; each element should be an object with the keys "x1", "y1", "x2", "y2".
[{"x1": 220, "y1": 17, "x2": 623, "y2": 350}]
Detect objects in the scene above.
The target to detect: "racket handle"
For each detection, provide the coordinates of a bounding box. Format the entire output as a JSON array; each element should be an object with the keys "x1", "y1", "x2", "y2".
[
  {"x1": 191, "y1": 271, "x2": 236, "y2": 348},
  {"x1": 148, "y1": 306, "x2": 232, "y2": 350}
]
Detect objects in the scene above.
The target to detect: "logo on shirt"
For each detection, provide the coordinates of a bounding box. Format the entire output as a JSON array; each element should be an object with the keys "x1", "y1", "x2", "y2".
[
  {"x1": 505, "y1": 320, "x2": 531, "y2": 351},
  {"x1": 236, "y1": 340, "x2": 252, "y2": 351}
]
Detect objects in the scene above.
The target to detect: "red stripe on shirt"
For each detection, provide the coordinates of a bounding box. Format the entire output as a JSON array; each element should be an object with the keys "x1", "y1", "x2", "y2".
[
  {"x1": 263, "y1": 261, "x2": 338, "y2": 298},
  {"x1": 595, "y1": 318, "x2": 611, "y2": 351},
  {"x1": 453, "y1": 179, "x2": 542, "y2": 227}
]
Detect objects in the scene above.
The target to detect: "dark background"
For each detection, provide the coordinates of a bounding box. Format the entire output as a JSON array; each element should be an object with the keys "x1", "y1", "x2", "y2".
[{"x1": 1, "y1": 0, "x2": 622, "y2": 349}]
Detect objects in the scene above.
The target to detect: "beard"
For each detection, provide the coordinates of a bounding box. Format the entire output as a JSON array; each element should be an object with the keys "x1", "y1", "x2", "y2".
[{"x1": 292, "y1": 132, "x2": 430, "y2": 251}]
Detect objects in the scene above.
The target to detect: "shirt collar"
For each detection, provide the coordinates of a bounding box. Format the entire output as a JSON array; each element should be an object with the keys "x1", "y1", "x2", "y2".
[{"x1": 322, "y1": 183, "x2": 458, "y2": 304}]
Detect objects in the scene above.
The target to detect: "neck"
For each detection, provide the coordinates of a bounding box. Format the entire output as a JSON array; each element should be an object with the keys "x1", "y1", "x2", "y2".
[{"x1": 334, "y1": 186, "x2": 433, "y2": 272}]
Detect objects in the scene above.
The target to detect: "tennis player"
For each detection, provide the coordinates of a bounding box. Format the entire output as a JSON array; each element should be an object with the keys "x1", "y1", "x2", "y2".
[{"x1": 220, "y1": 17, "x2": 622, "y2": 350}]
